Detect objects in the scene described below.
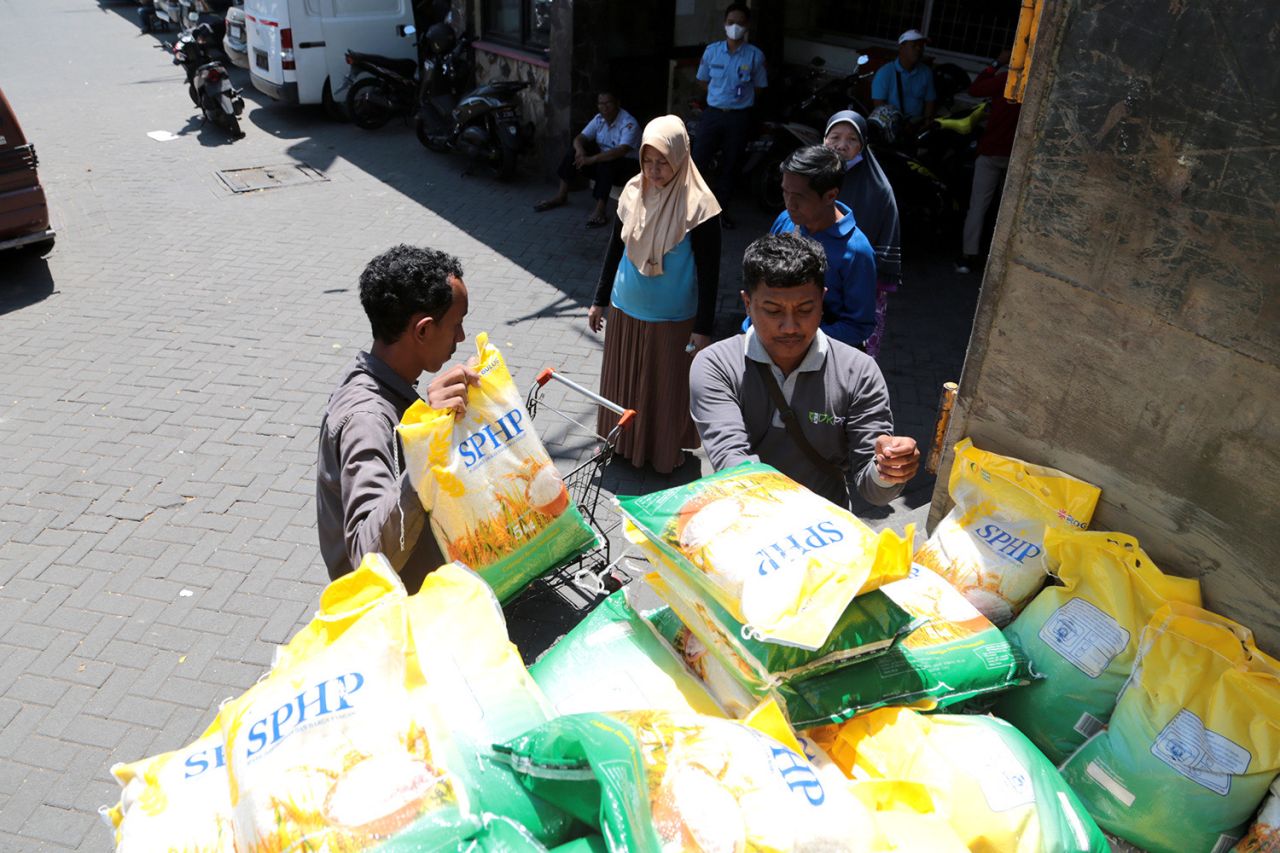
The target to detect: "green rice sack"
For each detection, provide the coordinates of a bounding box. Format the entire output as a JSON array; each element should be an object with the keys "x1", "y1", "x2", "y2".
[
  {"x1": 646, "y1": 603, "x2": 762, "y2": 720},
  {"x1": 528, "y1": 588, "x2": 725, "y2": 717},
  {"x1": 495, "y1": 709, "x2": 880, "y2": 852},
  {"x1": 642, "y1": 560, "x2": 915, "y2": 700},
  {"x1": 1059, "y1": 602, "x2": 1280, "y2": 853},
  {"x1": 781, "y1": 564, "x2": 1038, "y2": 728},
  {"x1": 996, "y1": 529, "x2": 1202, "y2": 763},
  {"x1": 616, "y1": 461, "x2": 913, "y2": 651}
]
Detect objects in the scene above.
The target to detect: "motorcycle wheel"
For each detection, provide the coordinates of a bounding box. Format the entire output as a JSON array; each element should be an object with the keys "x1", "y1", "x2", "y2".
[
  {"x1": 415, "y1": 113, "x2": 449, "y2": 153},
  {"x1": 491, "y1": 144, "x2": 518, "y2": 182},
  {"x1": 347, "y1": 78, "x2": 393, "y2": 130},
  {"x1": 188, "y1": 84, "x2": 199, "y2": 106}
]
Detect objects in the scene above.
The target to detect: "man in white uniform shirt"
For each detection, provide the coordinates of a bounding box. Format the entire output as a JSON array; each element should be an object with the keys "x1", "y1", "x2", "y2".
[{"x1": 534, "y1": 91, "x2": 641, "y2": 228}]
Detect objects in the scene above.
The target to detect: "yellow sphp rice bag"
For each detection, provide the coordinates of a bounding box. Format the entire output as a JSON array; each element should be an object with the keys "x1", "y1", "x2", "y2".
[
  {"x1": 997, "y1": 528, "x2": 1202, "y2": 762},
  {"x1": 398, "y1": 332, "x2": 598, "y2": 602},
  {"x1": 914, "y1": 437, "x2": 1101, "y2": 626},
  {"x1": 100, "y1": 718, "x2": 233, "y2": 852},
  {"x1": 218, "y1": 554, "x2": 473, "y2": 852},
  {"x1": 618, "y1": 461, "x2": 913, "y2": 650},
  {"x1": 810, "y1": 707, "x2": 1109, "y2": 852},
  {"x1": 1060, "y1": 601, "x2": 1280, "y2": 853}
]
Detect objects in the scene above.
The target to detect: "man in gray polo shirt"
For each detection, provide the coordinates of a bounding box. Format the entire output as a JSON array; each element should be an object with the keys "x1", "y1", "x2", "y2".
[
  {"x1": 690, "y1": 232, "x2": 918, "y2": 508},
  {"x1": 316, "y1": 245, "x2": 477, "y2": 594}
]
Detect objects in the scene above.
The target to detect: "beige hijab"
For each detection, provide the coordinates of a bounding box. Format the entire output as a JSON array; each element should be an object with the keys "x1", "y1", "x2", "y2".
[{"x1": 616, "y1": 115, "x2": 721, "y2": 276}]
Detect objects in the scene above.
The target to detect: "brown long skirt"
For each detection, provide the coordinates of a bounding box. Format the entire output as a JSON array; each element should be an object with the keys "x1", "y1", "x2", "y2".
[{"x1": 597, "y1": 307, "x2": 700, "y2": 474}]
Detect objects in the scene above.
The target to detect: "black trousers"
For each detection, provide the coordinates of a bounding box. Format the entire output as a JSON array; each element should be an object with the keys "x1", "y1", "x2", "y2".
[
  {"x1": 557, "y1": 140, "x2": 638, "y2": 201},
  {"x1": 692, "y1": 106, "x2": 753, "y2": 204}
]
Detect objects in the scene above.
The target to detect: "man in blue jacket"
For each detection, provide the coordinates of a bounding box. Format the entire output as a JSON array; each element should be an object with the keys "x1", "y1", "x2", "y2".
[{"x1": 769, "y1": 145, "x2": 878, "y2": 351}]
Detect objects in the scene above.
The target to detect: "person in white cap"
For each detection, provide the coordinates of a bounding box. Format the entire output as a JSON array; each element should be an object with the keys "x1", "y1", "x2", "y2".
[{"x1": 871, "y1": 29, "x2": 937, "y2": 127}]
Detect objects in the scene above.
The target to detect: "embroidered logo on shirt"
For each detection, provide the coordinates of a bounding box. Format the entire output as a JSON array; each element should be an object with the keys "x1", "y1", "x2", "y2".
[{"x1": 809, "y1": 412, "x2": 845, "y2": 426}]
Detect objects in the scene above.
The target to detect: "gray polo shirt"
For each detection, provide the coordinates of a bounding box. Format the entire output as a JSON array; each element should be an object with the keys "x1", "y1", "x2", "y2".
[
  {"x1": 316, "y1": 351, "x2": 444, "y2": 594},
  {"x1": 689, "y1": 328, "x2": 902, "y2": 508}
]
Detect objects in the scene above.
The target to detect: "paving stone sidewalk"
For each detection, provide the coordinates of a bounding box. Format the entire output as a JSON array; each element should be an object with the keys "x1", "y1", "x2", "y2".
[{"x1": 0, "y1": 1, "x2": 979, "y2": 848}]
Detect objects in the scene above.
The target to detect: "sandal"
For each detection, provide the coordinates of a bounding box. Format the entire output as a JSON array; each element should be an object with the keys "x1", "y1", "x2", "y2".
[
  {"x1": 533, "y1": 198, "x2": 566, "y2": 213},
  {"x1": 585, "y1": 215, "x2": 608, "y2": 229}
]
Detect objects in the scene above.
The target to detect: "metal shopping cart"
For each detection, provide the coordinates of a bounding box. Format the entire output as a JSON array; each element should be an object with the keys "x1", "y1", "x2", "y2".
[{"x1": 503, "y1": 365, "x2": 636, "y2": 652}]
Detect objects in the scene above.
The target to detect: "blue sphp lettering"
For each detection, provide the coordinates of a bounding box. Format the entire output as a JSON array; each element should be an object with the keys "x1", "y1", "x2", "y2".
[
  {"x1": 457, "y1": 409, "x2": 526, "y2": 469},
  {"x1": 245, "y1": 672, "x2": 364, "y2": 758},
  {"x1": 183, "y1": 743, "x2": 226, "y2": 779},
  {"x1": 755, "y1": 520, "x2": 845, "y2": 576},
  {"x1": 973, "y1": 523, "x2": 1043, "y2": 563},
  {"x1": 771, "y1": 746, "x2": 826, "y2": 805}
]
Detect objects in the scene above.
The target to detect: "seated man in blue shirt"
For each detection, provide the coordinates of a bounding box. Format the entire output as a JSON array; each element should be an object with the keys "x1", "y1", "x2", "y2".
[
  {"x1": 871, "y1": 29, "x2": 937, "y2": 127},
  {"x1": 769, "y1": 145, "x2": 878, "y2": 351},
  {"x1": 691, "y1": 2, "x2": 768, "y2": 229},
  {"x1": 534, "y1": 90, "x2": 641, "y2": 228}
]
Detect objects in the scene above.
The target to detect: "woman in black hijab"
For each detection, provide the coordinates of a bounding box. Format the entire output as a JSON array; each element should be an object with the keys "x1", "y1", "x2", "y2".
[{"x1": 824, "y1": 110, "x2": 901, "y2": 358}]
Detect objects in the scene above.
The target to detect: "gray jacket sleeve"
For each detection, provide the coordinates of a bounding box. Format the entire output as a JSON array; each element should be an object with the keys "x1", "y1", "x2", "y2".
[
  {"x1": 843, "y1": 359, "x2": 904, "y2": 506},
  {"x1": 689, "y1": 348, "x2": 759, "y2": 471},
  {"x1": 336, "y1": 410, "x2": 428, "y2": 573}
]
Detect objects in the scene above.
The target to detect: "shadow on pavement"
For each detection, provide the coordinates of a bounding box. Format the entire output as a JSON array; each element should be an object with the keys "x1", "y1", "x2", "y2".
[{"x1": 0, "y1": 250, "x2": 56, "y2": 316}]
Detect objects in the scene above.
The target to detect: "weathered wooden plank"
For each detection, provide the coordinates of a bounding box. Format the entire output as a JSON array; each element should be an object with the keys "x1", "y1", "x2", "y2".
[{"x1": 931, "y1": 0, "x2": 1280, "y2": 653}]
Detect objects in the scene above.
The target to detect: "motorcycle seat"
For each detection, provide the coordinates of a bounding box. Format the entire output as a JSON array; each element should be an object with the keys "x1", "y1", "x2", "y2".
[
  {"x1": 483, "y1": 80, "x2": 528, "y2": 95},
  {"x1": 347, "y1": 51, "x2": 418, "y2": 78}
]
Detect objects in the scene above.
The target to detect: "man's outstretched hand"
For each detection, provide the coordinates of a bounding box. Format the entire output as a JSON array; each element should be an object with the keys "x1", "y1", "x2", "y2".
[
  {"x1": 426, "y1": 364, "x2": 480, "y2": 416},
  {"x1": 874, "y1": 434, "x2": 920, "y2": 484}
]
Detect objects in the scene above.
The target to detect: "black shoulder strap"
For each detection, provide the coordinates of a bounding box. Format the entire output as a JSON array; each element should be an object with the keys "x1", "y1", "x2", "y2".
[
  {"x1": 751, "y1": 359, "x2": 841, "y2": 476},
  {"x1": 895, "y1": 67, "x2": 906, "y2": 112}
]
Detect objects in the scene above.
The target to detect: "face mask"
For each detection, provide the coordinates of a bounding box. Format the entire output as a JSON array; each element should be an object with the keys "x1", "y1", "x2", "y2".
[
  {"x1": 845, "y1": 153, "x2": 863, "y2": 170},
  {"x1": 725, "y1": 23, "x2": 747, "y2": 40}
]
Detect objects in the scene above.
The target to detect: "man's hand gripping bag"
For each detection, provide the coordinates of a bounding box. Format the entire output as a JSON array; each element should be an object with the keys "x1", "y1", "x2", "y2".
[{"x1": 398, "y1": 332, "x2": 598, "y2": 602}]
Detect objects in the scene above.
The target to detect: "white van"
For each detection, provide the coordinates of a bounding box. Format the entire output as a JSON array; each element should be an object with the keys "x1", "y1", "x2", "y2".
[{"x1": 245, "y1": 0, "x2": 415, "y2": 108}]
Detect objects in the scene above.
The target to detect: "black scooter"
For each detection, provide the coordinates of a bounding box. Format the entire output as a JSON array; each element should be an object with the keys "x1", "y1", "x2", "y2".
[
  {"x1": 344, "y1": 27, "x2": 422, "y2": 130},
  {"x1": 413, "y1": 21, "x2": 533, "y2": 181},
  {"x1": 171, "y1": 25, "x2": 244, "y2": 139}
]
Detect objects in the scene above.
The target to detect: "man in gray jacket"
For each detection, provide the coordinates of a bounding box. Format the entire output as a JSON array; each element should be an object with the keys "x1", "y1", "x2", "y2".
[
  {"x1": 316, "y1": 245, "x2": 477, "y2": 593},
  {"x1": 690, "y1": 233, "x2": 918, "y2": 508}
]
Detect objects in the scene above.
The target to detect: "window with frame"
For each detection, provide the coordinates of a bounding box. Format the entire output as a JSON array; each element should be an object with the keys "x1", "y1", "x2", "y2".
[
  {"x1": 482, "y1": 0, "x2": 551, "y2": 51},
  {"x1": 815, "y1": 0, "x2": 1020, "y2": 59}
]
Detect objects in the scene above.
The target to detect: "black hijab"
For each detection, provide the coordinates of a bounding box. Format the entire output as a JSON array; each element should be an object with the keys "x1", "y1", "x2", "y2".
[{"x1": 828, "y1": 111, "x2": 901, "y2": 285}]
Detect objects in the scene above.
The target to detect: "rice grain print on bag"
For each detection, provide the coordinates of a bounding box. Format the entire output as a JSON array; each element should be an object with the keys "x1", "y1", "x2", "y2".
[{"x1": 398, "y1": 333, "x2": 598, "y2": 602}]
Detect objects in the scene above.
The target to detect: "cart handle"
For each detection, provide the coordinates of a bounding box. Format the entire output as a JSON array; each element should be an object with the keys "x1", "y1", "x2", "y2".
[{"x1": 533, "y1": 367, "x2": 631, "y2": 418}]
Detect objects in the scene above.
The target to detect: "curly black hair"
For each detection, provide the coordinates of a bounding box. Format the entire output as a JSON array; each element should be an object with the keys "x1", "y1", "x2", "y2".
[
  {"x1": 742, "y1": 232, "x2": 827, "y2": 293},
  {"x1": 358, "y1": 244, "x2": 463, "y2": 344}
]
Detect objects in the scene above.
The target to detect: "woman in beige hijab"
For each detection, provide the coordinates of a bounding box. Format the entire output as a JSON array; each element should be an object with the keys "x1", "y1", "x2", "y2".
[{"x1": 588, "y1": 115, "x2": 722, "y2": 474}]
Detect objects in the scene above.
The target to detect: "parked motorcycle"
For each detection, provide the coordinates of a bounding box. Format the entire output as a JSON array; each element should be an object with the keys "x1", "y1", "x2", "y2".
[
  {"x1": 748, "y1": 54, "x2": 984, "y2": 242},
  {"x1": 413, "y1": 21, "x2": 533, "y2": 181},
  {"x1": 745, "y1": 54, "x2": 874, "y2": 211},
  {"x1": 344, "y1": 25, "x2": 422, "y2": 130},
  {"x1": 171, "y1": 24, "x2": 244, "y2": 139}
]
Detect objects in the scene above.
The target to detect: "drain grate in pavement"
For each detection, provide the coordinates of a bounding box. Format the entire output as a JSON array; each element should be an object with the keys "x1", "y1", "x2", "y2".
[{"x1": 217, "y1": 163, "x2": 328, "y2": 193}]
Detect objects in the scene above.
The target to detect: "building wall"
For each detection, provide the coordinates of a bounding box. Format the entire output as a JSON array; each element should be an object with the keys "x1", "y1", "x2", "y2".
[{"x1": 931, "y1": 0, "x2": 1280, "y2": 651}]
